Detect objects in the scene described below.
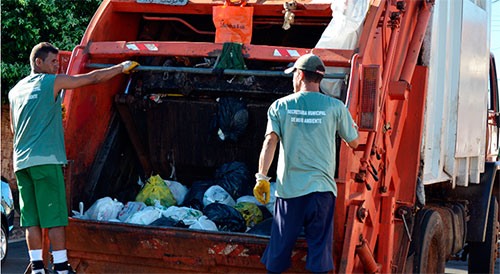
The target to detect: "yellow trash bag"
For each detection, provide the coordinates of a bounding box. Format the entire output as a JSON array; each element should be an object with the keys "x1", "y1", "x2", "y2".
[
  {"x1": 136, "y1": 175, "x2": 177, "y2": 207},
  {"x1": 234, "y1": 202, "x2": 263, "y2": 228}
]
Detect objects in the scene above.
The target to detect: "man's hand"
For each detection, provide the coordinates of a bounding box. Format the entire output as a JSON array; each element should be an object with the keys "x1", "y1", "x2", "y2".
[
  {"x1": 120, "y1": 61, "x2": 139, "y2": 74},
  {"x1": 254, "y1": 173, "x2": 271, "y2": 204}
]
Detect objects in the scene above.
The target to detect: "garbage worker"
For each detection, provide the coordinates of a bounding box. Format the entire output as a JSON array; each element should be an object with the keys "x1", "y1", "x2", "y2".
[
  {"x1": 8, "y1": 42, "x2": 139, "y2": 274},
  {"x1": 254, "y1": 54, "x2": 359, "y2": 273}
]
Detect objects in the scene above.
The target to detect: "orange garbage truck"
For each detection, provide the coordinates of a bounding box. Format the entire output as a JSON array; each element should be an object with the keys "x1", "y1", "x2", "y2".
[{"x1": 58, "y1": 0, "x2": 498, "y2": 272}]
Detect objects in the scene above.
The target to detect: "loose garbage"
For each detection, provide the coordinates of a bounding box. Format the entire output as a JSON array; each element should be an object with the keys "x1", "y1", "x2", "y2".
[{"x1": 74, "y1": 166, "x2": 273, "y2": 234}]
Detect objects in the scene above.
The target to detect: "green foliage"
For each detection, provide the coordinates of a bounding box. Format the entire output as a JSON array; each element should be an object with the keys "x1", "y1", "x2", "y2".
[{"x1": 1, "y1": 0, "x2": 102, "y2": 101}]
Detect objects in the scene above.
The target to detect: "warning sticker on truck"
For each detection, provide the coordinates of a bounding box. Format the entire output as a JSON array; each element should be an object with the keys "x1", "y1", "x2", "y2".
[
  {"x1": 273, "y1": 49, "x2": 309, "y2": 57},
  {"x1": 126, "y1": 43, "x2": 159, "y2": 51}
]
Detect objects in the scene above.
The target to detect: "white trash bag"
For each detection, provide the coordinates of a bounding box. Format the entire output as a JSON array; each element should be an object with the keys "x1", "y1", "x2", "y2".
[
  {"x1": 236, "y1": 195, "x2": 260, "y2": 205},
  {"x1": 203, "y1": 185, "x2": 236, "y2": 207},
  {"x1": 164, "y1": 180, "x2": 188, "y2": 205},
  {"x1": 163, "y1": 206, "x2": 203, "y2": 226},
  {"x1": 84, "y1": 197, "x2": 124, "y2": 221},
  {"x1": 126, "y1": 206, "x2": 164, "y2": 225},
  {"x1": 189, "y1": 216, "x2": 218, "y2": 231},
  {"x1": 315, "y1": 0, "x2": 370, "y2": 98},
  {"x1": 72, "y1": 202, "x2": 86, "y2": 219},
  {"x1": 118, "y1": 201, "x2": 147, "y2": 222}
]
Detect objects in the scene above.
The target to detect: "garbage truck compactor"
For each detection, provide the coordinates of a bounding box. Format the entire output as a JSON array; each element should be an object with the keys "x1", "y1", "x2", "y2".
[{"x1": 59, "y1": 0, "x2": 498, "y2": 273}]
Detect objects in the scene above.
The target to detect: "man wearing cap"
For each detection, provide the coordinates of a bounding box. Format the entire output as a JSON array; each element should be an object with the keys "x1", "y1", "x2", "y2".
[{"x1": 253, "y1": 54, "x2": 359, "y2": 273}]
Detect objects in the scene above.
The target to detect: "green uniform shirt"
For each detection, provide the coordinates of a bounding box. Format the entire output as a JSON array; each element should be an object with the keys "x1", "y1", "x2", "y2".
[
  {"x1": 266, "y1": 91, "x2": 358, "y2": 198},
  {"x1": 8, "y1": 73, "x2": 67, "y2": 172}
]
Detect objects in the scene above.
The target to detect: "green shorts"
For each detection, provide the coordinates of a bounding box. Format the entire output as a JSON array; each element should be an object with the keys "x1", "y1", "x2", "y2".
[{"x1": 15, "y1": 164, "x2": 68, "y2": 228}]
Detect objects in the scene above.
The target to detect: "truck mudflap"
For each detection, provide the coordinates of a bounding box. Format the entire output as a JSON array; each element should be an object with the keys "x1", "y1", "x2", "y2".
[{"x1": 66, "y1": 218, "x2": 309, "y2": 273}]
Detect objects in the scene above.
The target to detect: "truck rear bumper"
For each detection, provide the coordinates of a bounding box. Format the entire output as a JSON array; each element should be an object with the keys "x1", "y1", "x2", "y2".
[{"x1": 66, "y1": 218, "x2": 309, "y2": 273}]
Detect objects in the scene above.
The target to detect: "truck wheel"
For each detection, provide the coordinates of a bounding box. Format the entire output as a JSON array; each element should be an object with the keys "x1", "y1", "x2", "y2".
[
  {"x1": 412, "y1": 209, "x2": 446, "y2": 274},
  {"x1": 1, "y1": 223, "x2": 7, "y2": 264},
  {"x1": 468, "y1": 197, "x2": 499, "y2": 274}
]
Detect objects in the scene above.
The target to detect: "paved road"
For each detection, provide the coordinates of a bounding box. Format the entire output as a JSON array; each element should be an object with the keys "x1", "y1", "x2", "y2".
[
  {"x1": 3, "y1": 239, "x2": 29, "y2": 274},
  {"x1": 5, "y1": 237, "x2": 494, "y2": 274}
]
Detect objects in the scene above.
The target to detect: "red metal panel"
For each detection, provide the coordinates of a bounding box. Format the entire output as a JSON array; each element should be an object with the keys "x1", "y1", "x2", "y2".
[
  {"x1": 109, "y1": 0, "x2": 332, "y2": 17},
  {"x1": 87, "y1": 41, "x2": 353, "y2": 67},
  {"x1": 80, "y1": 1, "x2": 141, "y2": 45},
  {"x1": 63, "y1": 47, "x2": 129, "y2": 205},
  {"x1": 377, "y1": 196, "x2": 395, "y2": 273},
  {"x1": 338, "y1": 205, "x2": 363, "y2": 274},
  {"x1": 337, "y1": 1, "x2": 433, "y2": 272},
  {"x1": 399, "y1": 2, "x2": 433, "y2": 83},
  {"x1": 57, "y1": 51, "x2": 72, "y2": 74},
  {"x1": 66, "y1": 219, "x2": 309, "y2": 273},
  {"x1": 357, "y1": 0, "x2": 385, "y2": 62},
  {"x1": 395, "y1": 65, "x2": 428, "y2": 203}
]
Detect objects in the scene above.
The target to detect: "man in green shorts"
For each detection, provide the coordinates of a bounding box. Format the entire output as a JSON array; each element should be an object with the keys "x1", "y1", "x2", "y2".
[{"x1": 9, "y1": 42, "x2": 138, "y2": 274}]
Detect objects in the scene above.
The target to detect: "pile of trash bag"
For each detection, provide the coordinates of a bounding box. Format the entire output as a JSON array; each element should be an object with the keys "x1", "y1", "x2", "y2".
[{"x1": 74, "y1": 162, "x2": 275, "y2": 234}]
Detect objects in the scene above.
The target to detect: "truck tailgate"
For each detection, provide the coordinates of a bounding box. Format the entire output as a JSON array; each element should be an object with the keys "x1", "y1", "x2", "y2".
[{"x1": 66, "y1": 218, "x2": 309, "y2": 273}]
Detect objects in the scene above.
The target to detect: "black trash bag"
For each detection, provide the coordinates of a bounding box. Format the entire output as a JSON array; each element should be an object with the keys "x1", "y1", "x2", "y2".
[
  {"x1": 214, "y1": 97, "x2": 248, "y2": 142},
  {"x1": 150, "y1": 216, "x2": 188, "y2": 228},
  {"x1": 215, "y1": 161, "x2": 253, "y2": 200},
  {"x1": 247, "y1": 217, "x2": 273, "y2": 236},
  {"x1": 258, "y1": 205, "x2": 273, "y2": 220},
  {"x1": 203, "y1": 203, "x2": 246, "y2": 232},
  {"x1": 182, "y1": 180, "x2": 215, "y2": 210}
]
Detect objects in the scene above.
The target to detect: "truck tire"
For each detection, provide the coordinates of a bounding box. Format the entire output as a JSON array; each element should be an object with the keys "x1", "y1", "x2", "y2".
[
  {"x1": 1, "y1": 222, "x2": 7, "y2": 264},
  {"x1": 468, "y1": 197, "x2": 499, "y2": 274},
  {"x1": 412, "y1": 209, "x2": 446, "y2": 274}
]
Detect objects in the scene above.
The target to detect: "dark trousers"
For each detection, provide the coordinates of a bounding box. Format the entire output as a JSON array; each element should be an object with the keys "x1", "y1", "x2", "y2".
[{"x1": 261, "y1": 191, "x2": 336, "y2": 273}]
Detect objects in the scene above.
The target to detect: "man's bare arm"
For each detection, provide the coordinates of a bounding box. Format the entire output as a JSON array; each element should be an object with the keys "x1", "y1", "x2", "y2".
[
  {"x1": 53, "y1": 65, "x2": 123, "y2": 99},
  {"x1": 52, "y1": 61, "x2": 138, "y2": 99},
  {"x1": 258, "y1": 132, "x2": 279, "y2": 176}
]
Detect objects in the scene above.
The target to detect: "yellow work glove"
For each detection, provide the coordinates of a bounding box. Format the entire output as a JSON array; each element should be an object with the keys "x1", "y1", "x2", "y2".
[
  {"x1": 254, "y1": 173, "x2": 271, "y2": 204},
  {"x1": 120, "y1": 61, "x2": 140, "y2": 74}
]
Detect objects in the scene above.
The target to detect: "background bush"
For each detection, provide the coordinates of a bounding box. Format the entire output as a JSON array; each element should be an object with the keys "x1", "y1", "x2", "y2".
[{"x1": 1, "y1": 0, "x2": 102, "y2": 102}]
